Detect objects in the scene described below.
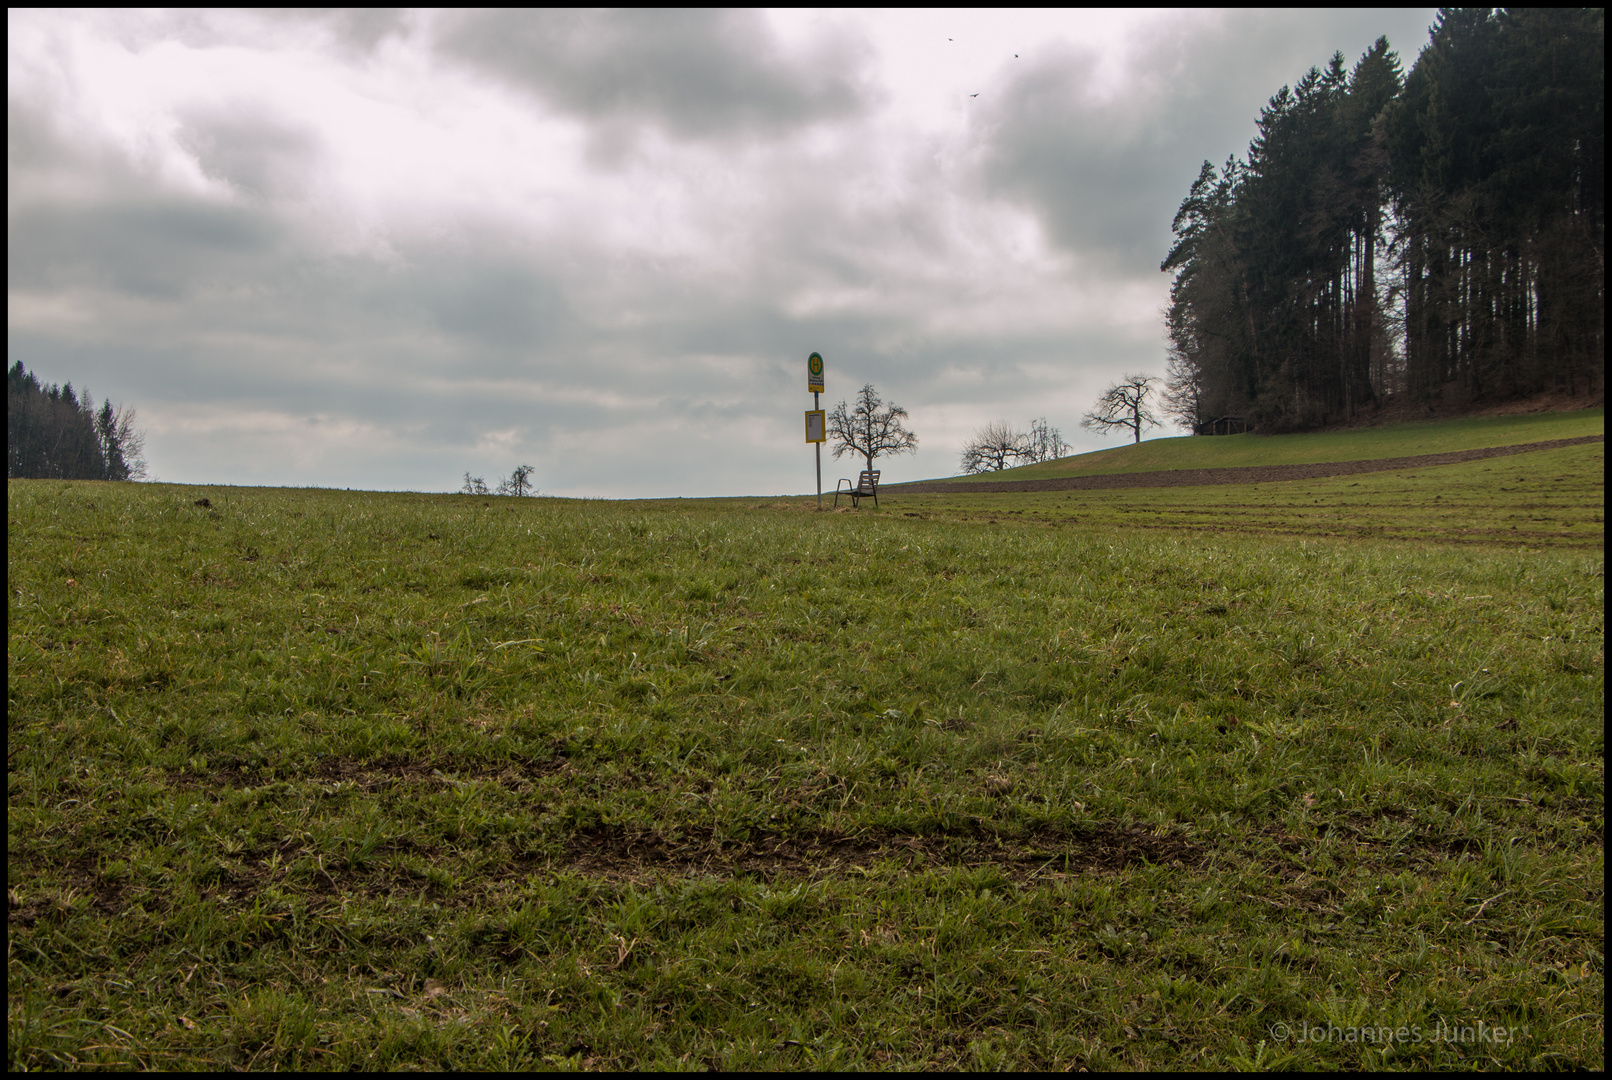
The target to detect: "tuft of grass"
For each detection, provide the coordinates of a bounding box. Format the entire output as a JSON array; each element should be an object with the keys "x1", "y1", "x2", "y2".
[{"x1": 7, "y1": 462, "x2": 1603, "y2": 1070}]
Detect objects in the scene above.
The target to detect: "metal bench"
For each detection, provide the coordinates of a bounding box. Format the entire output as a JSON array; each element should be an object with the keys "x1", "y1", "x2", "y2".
[{"x1": 834, "y1": 469, "x2": 880, "y2": 509}]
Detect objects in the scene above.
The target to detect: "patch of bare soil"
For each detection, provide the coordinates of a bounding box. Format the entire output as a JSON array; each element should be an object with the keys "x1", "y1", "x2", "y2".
[{"x1": 892, "y1": 435, "x2": 1603, "y2": 495}]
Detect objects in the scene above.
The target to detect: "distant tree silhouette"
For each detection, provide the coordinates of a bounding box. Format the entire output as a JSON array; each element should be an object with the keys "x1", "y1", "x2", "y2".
[
  {"x1": 496, "y1": 464, "x2": 537, "y2": 497},
  {"x1": 8, "y1": 362, "x2": 147, "y2": 480}
]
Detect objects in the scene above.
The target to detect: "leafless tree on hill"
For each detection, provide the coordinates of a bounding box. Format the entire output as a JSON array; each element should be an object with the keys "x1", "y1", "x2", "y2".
[
  {"x1": 1021, "y1": 417, "x2": 1069, "y2": 463},
  {"x1": 495, "y1": 464, "x2": 537, "y2": 497},
  {"x1": 960, "y1": 416, "x2": 1070, "y2": 474},
  {"x1": 959, "y1": 420, "x2": 1026, "y2": 473},
  {"x1": 1082, "y1": 374, "x2": 1162, "y2": 444}
]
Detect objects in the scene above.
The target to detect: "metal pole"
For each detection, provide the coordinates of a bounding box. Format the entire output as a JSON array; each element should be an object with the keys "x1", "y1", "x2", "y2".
[{"x1": 814, "y1": 390, "x2": 821, "y2": 508}]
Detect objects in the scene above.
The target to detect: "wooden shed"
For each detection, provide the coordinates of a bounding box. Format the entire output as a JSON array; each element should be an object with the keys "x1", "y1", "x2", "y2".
[{"x1": 1196, "y1": 416, "x2": 1250, "y2": 436}]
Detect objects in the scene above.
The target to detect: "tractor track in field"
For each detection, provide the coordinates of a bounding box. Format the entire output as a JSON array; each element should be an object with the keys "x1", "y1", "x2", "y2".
[{"x1": 888, "y1": 434, "x2": 1603, "y2": 495}]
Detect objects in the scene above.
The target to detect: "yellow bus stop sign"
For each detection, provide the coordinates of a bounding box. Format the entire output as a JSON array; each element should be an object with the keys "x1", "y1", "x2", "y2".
[{"x1": 807, "y1": 352, "x2": 824, "y2": 393}]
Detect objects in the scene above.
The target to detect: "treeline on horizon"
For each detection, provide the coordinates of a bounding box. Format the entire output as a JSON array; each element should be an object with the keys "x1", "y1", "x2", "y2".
[
  {"x1": 8, "y1": 361, "x2": 148, "y2": 481},
  {"x1": 1163, "y1": 7, "x2": 1604, "y2": 434}
]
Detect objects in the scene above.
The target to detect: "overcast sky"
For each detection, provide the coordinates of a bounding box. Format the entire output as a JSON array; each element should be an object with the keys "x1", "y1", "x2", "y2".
[{"x1": 9, "y1": 8, "x2": 1439, "y2": 497}]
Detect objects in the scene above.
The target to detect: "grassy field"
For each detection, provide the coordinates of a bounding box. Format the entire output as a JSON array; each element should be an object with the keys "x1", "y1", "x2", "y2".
[
  {"x1": 929, "y1": 407, "x2": 1604, "y2": 482},
  {"x1": 886, "y1": 442, "x2": 1605, "y2": 549},
  {"x1": 7, "y1": 426, "x2": 1604, "y2": 1070}
]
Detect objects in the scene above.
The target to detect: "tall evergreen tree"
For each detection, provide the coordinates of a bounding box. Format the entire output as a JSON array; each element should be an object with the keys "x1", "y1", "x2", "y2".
[{"x1": 1384, "y1": 7, "x2": 1603, "y2": 404}]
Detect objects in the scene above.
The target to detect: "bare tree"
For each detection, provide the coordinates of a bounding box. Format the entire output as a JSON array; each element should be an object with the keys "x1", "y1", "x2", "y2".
[
  {"x1": 1021, "y1": 416, "x2": 1069, "y2": 463},
  {"x1": 959, "y1": 416, "x2": 1069, "y2": 474},
  {"x1": 495, "y1": 464, "x2": 537, "y2": 497},
  {"x1": 97, "y1": 401, "x2": 148, "y2": 480},
  {"x1": 1081, "y1": 374, "x2": 1162, "y2": 444},
  {"x1": 959, "y1": 420, "x2": 1026, "y2": 473},
  {"x1": 117, "y1": 406, "x2": 148, "y2": 480},
  {"x1": 828, "y1": 383, "x2": 918, "y2": 477},
  {"x1": 1161, "y1": 350, "x2": 1205, "y2": 433},
  {"x1": 461, "y1": 472, "x2": 491, "y2": 496}
]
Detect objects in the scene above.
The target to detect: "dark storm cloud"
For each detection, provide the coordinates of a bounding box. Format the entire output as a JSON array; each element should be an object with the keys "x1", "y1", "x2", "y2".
[
  {"x1": 978, "y1": 9, "x2": 1438, "y2": 273},
  {"x1": 436, "y1": 9, "x2": 875, "y2": 141}
]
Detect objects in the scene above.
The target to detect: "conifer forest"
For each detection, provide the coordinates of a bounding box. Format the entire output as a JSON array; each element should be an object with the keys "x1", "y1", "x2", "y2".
[
  {"x1": 7, "y1": 362, "x2": 147, "y2": 482},
  {"x1": 1162, "y1": 8, "x2": 1604, "y2": 433}
]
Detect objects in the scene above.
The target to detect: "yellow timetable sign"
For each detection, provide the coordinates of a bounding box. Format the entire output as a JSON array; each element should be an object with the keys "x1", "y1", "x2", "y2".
[
  {"x1": 805, "y1": 409, "x2": 826, "y2": 443},
  {"x1": 807, "y1": 352, "x2": 824, "y2": 393}
]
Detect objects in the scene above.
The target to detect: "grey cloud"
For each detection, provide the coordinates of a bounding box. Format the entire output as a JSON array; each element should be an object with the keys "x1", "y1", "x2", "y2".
[
  {"x1": 86, "y1": 9, "x2": 413, "y2": 55},
  {"x1": 9, "y1": 90, "x2": 297, "y2": 298},
  {"x1": 269, "y1": 8, "x2": 412, "y2": 53},
  {"x1": 396, "y1": 251, "x2": 571, "y2": 356},
  {"x1": 7, "y1": 97, "x2": 72, "y2": 178},
  {"x1": 8, "y1": 198, "x2": 277, "y2": 299},
  {"x1": 436, "y1": 9, "x2": 875, "y2": 141},
  {"x1": 176, "y1": 111, "x2": 323, "y2": 203},
  {"x1": 977, "y1": 47, "x2": 1171, "y2": 268},
  {"x1": 7, "y1": 85, "x2": 139, "y2": 195},
  {"x1": 88, "y1": 9, "x2": 243, "y2": 53}
]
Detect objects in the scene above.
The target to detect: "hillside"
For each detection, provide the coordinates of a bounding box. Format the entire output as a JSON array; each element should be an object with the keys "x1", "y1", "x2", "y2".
[{"x1": 926, "y1": 408, "x2": 1604, "y2": 484}]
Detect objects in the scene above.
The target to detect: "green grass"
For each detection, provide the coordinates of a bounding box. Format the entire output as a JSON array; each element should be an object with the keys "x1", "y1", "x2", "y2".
[
  {"x1": 889, "y1": 442, "x2": 1604, "y2": 549},
  {"x1": 930, "y1": 407, "x2": 1603, "y2": 482},
  {"x1": 7, "y1": 444, "x2": 1604, "y2": 1070}
]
